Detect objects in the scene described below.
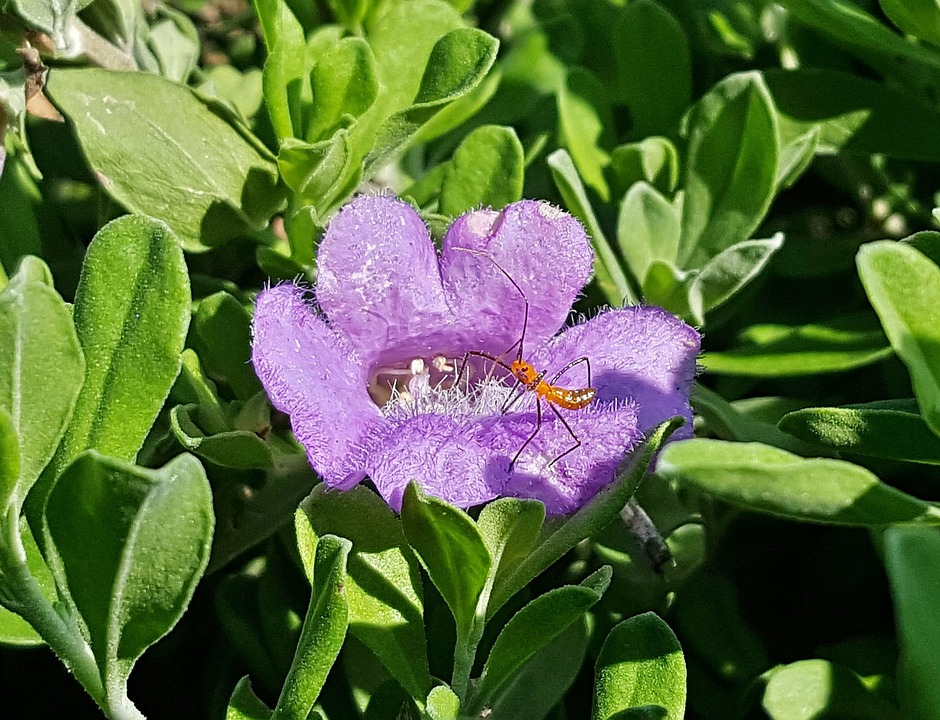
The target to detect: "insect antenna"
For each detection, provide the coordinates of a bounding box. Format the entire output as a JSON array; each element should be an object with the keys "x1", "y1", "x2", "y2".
[{"x1": 452, "y1": 247, "x2": 530, "y2": 361}]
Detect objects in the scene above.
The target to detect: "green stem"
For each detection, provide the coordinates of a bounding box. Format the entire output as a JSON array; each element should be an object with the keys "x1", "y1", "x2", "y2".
[
  {"x1": 451, "y1": 569, "x2": 498, "y2": 702},
  {"x1": 0, "y1": 507, "x2": 105, "y2": 710}
]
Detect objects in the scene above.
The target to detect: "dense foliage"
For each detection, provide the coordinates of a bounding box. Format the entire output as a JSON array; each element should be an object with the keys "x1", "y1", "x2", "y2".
[{"x1": 2, "y1": 0, "x2": 940, "y2": 718}]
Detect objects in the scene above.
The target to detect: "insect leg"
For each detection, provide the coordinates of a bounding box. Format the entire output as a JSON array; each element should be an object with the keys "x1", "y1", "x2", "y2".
[
  {"x1": 546, "y1": 402, "x2": 582, "y2": 467},
  {"x1": 510, "y1": 396, "x2": 543, "y2": 469},
  {"x1": 548, "y1": 356, "x2": 592, "y2": 387}
]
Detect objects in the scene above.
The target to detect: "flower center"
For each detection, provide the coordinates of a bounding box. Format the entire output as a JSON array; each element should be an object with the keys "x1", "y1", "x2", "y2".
[{"x1": 369, "y1": 354, "x2": 516, "y2": 419}]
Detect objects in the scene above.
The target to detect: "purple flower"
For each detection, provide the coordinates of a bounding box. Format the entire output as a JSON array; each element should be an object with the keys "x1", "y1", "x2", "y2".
[{"x1": 251, "y1": 195, "x2": 699, "y2": 515}]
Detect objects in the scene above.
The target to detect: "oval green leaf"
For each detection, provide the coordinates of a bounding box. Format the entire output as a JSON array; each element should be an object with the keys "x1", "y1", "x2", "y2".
[
  {"x1": 400, "y1": 482, "x2": 491, "y2": 635},
  {"x1": 679, "y1": 71, "x2": 778, "y2": 269},
  {"x1": 0, "y1": 259, "x2": 84, "y2": 510},
  {"x1": 592, "y1": 612, "x2": 686, "y2": 720},
  {"x1": 658, "y1": 439, "x2": 938, "y2": 526},
  {"x1": 45, "y1": 451, "x2": 214, "y2": 690},
  {"x1": 48, "y1": 68, "x2": 282, "y2": 251},
  {"x1": 700, "y1": 318, "x2": 892, "y2": 377},
  {"x1": 617, "y1": 181, "x2": 681, "y2": 289},
  {"x1": 439, "y1": 125, "x2": 524, "y2": 216},
  {"x1": 191, "y1": 291, "x2": 262, "y2": 401},
  {"x1": 32, "y1": 216, "x2": 190, "y2": 520},
  {"x1": 857, "y1": 241, "x2": 940, "y2": 437},
  {"x1": 762, "y1": 658, "x2": 902, "y2": 720},
  {"x1": 780, "y1": 400, "x2": 940, "y2": 464}
]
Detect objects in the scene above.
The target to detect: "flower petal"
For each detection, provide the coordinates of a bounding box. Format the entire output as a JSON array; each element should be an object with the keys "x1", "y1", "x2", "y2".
[
  {"x1": 365, "y1": 414, "x2": 510, "y2": 511},
  {"x1": 440, "y1": 200, "x2": 594, "y2": 354},
  {"x1": 498, "y1": 402, "x2": 642, "y2": 515},
  {"x1": 252, "y1": 283, "x2": 381, "y2": 487},
  {"x1": 316, "y1": 194, "x2": 451, "y2": 356},
  {"x1": 532, "y1": 306, "x2": 700, "y2": 437}
]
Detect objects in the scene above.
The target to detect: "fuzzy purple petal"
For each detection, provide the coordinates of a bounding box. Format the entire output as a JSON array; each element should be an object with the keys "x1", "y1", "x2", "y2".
[
  {"x1": 532, "y1": 307, "x2": 700, "y2": 438},
  {"x1": 440, "y1": 200, "x2": 594, "y2": 353},
  {"x1": 365, "y1": 414, "x2": 510, "y2": 511},
  {"x1": 315, "y1": 195, "x2": 451, "y2": 357},
  {"x1": 252, "y1": 284, "x2": 381, "y2": 487},
  {"x1": 498, "y1": 402, "x2": 642, "y2": 514}
]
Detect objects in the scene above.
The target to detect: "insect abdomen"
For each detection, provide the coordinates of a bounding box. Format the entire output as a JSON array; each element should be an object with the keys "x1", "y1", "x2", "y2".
[{"x1": 550, "y1": 387, "x2": 596, "y2": 410}]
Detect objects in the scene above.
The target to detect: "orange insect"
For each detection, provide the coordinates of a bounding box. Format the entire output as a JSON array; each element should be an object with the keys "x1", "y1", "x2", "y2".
[{"x1": 453, "y1": 248, "x2": 597, "y2": 469}]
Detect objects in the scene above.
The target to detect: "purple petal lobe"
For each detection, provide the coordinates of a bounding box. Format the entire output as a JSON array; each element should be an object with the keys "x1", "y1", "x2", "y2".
[
  {"x1": 440, "y1": 200, "x2": 594, "y2": 354},
  {"x1": 366, "y1": 414, "x2": 509, "y2": 511},
  {"x1": 316, "y1": 195, "x2": 451, "y2": 355},
  {"x1": 252, "y1": 283, "x2": 381, "y2": 487},
  {"x1": 532, "y1": 307, "x2": 700, "y2": 438}
]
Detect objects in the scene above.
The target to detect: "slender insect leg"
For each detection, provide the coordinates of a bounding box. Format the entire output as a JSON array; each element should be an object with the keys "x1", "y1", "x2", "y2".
[
  {"x1": 548, "y1": 356, "x2": 592, "y2": 387},
  {"x1": 546, "y1": 402, "x2": 582, "y2": 467},
  {"x1": 455, "y1": 351, "x2": 510, "y2": 393},
  {"x1": 510, "y1": 396, "x2": 543, "y2": 469}
]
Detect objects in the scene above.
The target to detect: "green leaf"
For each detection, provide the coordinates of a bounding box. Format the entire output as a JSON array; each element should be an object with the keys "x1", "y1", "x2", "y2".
[
  {"x1": 484, "y1": 615, "x2": 590, "y2": 720},
  {"x1": 557, "y1": 68, "x2": 612, "y2": 201},
  {"x1": 610, "y1": 138, "x2": 679, "y2": 198},
  {"x1": 487, "y1": 417, "x2": 683, "y2": 618},
  {"x1": 170, "y1": 404, "x2": 273, "y2": 469},
  {"x1": 272, "y1": 534, "x2": 350, "y2": 720},
  {"x1": 776, "y1": 127, "x2": 820, "y2": 190},
  {"x1": 0, "y1": 259, "x2": 84, "y2": 511},
  {"x1": 857, "y1": 241, "x2": 940, "y2": 437},
  {"x1": 691, "y1": 385, "x2": 820, "y2": 455},
  {"x1": 592, "y1": 612, "x2": 686, "y2": 720},
  {"x1": 548, "y1": 149, "x2": 635, "y2": 306},
  {"x1": 439, "y1": 125, "x2": 524, "y2": 216},
  {"x1": 44, "y1": 452, "x2": 213, "y2": 700},
  {"x1": 300, "y1": 485, "x2": 431, "y2": 700},
  {"x1": 426, "y1": 685, "x2": 460, "y2": 720},
  {"x1": 470, "y1": 567, "x2": 611, "y2": 713},
  {"x1": 761, "y1": 659, "x2": 902, "y2": 720},
  {"x1": 879, "y1": 0, "x2": 940, "y2": 45},
  {"x1": 679, "y1": 71, "x2": 778, "y2": 269},
  {"x1": 616, "y1": 181, "x2": 681, "y2": 290},
  {"x1": 227, "y1": 676, "x2": 273, "y2": 720},
  {"x1": 476, "y1": 497, "x2": 545, "y2": 596},
  {"x1": 278, "y1": 132, "x2": 354, "y2": 214},
  {"x1": 687, "y1": 234, "x2": 784, "y2": 323},
  {"x1": 765, "y1": 68, "x2": 940, "y2": 161},
  {"x1": 658, "y1": 439, "x2": 938, "y2": 526},
  {"x1": 779, "y1": 400, "x2": 940, "y2": 464},
  {"x1": 400, "y1": 482, "x2": 491, "y2": 635},
  {"x1": 884, "y1": 525, "x2": 940, "y2": 720},
  {"x1": 0, "y1": 159, "x2": 42, "y2": 276},
  {"x1": 31, "y1": 217, "x2": 190, "y2": 521},
  {"x1": 254, "y1": 0, "x2": 306, "y2": 139},
  {"x1": 364, "y1": 27, "x2": 499, "y2": 174},
  {"x1": 191, "y1": 291, "x2": 262, "y2": 401},
  {"x1": 48, "y1": 68, "x2": 282, "y2": 251},
  {"x1": 700, "y1": 317, "x2": 892, "y2": 376},
  {"x1": 307, "y1": 37, "x2": 378, "y2": 141},
  {"x1": 614, "y1": 0, "x2": 691, "y2": 138}
]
